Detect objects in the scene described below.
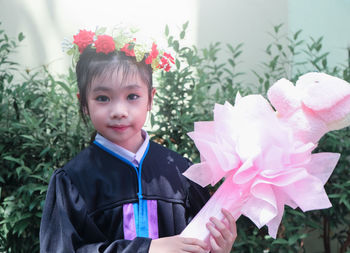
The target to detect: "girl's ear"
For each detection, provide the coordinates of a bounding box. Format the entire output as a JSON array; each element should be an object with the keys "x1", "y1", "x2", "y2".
[{"x1": 148, "y1": 88, "x2": 156, "y2": 111}]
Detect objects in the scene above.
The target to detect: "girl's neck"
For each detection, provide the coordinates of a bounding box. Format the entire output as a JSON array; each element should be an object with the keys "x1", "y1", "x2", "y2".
[
  {"x1": 97, "y1": 131, "x2": 146, "y2": 154},
  {"x1": 124, "y1": 133, "x2": 144, "y2": 153}
]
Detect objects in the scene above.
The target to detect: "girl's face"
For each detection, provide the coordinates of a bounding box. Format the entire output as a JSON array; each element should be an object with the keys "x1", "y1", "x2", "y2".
[{"x1": 86, "y1": 70, "x2": 155, "y2": 153}]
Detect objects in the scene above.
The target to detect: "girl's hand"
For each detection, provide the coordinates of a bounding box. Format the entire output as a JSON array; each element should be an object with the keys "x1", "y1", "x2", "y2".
[
  {"x1": 149, "y1": 235, "x2": 209, "y2": 253},
  {"x1": 206, "y1": 208, "x2": 237, "y2": 253}
]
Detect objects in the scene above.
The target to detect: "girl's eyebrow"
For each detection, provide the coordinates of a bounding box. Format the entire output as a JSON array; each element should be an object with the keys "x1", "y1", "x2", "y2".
[
  {"x1": 92, "y1": 86, "x2": 111, "y2": 92},
  {"x1": 123, "y1": 84, "x2": 142, "y2": 89},
  {"x1": 91, "y1": 83, "x2": 142, "y2": 92}
]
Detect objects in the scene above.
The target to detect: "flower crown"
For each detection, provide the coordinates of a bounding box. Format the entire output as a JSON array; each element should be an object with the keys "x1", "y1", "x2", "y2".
[{"x1": 64, "y1": 27, "x2": 174, "y2": 72}]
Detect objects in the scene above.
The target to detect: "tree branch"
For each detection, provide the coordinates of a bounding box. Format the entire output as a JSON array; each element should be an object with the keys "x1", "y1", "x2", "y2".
[
  {"x1": 340, "y1": 228, "x2": 350, "y2": 253},
  {"x1": 324, "y1": 216, "x2": 330, "y2": 253}
]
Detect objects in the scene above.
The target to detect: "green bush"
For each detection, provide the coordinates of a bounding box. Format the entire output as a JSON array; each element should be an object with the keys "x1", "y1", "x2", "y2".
[
  {"x1": 152, "y1": 23, "x2": 350, "y2": 253},
  {"x1": 151, "y1": 22, "x2": 247, "y2": 163},
  {"x1": 0, "y1": 21, "x2": 349, "y2": 253},
  {"x1": 0, "y1": 23, "x2": 92, "y2": 252}
]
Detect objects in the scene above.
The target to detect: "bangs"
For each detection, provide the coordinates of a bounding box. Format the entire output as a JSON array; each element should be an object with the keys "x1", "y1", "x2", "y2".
[{"x1": 84, "y1": 53, "x2": 152, "y2": 92}]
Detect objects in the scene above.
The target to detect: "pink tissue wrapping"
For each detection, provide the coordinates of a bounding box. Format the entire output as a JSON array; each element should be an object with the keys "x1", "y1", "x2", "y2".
[{"x1": 180, "y1": 72, "x2": 350, "y2": 241}]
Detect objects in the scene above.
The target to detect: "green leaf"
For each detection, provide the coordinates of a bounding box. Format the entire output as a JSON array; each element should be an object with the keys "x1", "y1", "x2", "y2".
[
  {"x1": 16, "y1": 165, "x2": 31, "y2": 177},
  {"x1": 32, "y1": 185, "x2": 49, "y2": 194},
  {"x1": 287, "y1": 209, "x2": 305, "y2": 217},
  {"x1": 180, "y1": 30, "x2": 185, "y2": 40},
  {"x1": 21, "y1": 134, "x2": 36, "y2": 142},
  {"x1": 288, "y1": 234, "x2": 300, "y2": 245},
  {"x1": 29, "y1": 201, "x2": 37, "y2": 211},
  {"x1": 182, "y1": 21, "x2": 189, "y2": 31},
  {"x1": 13, "y1": 218, "x2": 31, "y2": 236},
  {"x1": 35, "y1": 212, "x2": 43, "y2": 218},
  {"x1": 56, "y1": 81, "x2": 72, "y2": 96},
  {"x1": 3, "y1": 156, "x2": 22, "y2": 165},
  {"x1": 266, "y1": 44, "x2": 272, "y2": 55},
  {"x1": 272, "y1": 238, "x2": 288, "y2": 245},
  {"x1": 340, "y1": 195, "x2": 350, "y2": 209},
  {"x1": 175, "y1": 59, "x2": 180, "y2": 69},
  {"x1": 95, "y1": 27, "x2": 107, "y2": 35},
  {"x1": 167, "y1": 36, "x2": 173, "y2": 46},
  {"x1": 0, "y1": 43, "x2": 10, "y2": 52},
  {"x1": 228, "y1": 59, "x2": 235, "y2": 68},
  {"x1": 165, "y1": 25, "x2": 169, "y2": 37},
  {"x1": 39, "y1": 146, "x2": 51, "y2": 157},
  {"x1": 18, "y1": 32, "x2": 25, "y2": 42},
  {"x1": 274, "y1": 23, "x2": 283, "y2": 33},
  {"x1": 28, "y1": 174, "x2": 48, "y2": 183},
  {"x1": 150, "y1": 113, "x2": 155, "y2": 127},
  {"x1": 234, "y1": 50, "x2": 242, "y2": 58},
  {"x1": 173, "y1": 40, "x2": 179, "y2": 52},
  {"x1": 7, "y1": 74, "x2": 14, "y2": 83},
  {"x1": 293, "y1": 29, "x2": 302, "y2": 40}
]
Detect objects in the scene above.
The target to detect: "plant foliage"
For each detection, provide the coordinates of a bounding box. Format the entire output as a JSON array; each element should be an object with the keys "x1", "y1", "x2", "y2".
[{"x1": 0, "y1": 23, "x2": 92, "y2": 252}]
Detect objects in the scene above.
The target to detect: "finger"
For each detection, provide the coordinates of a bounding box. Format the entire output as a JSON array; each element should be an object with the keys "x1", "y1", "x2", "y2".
[
  {"x1": 209, "y1": 217, "x2": 226, "y2": 231},
  {"x1": 209, "y1": 235, "x2": 221, "y2": 252},
  {"x1": 182, "y1": 244, "x2": 207, "y2": 253},
  {"x1": 222, "y1": 208, "x2": 237, "y2": 236},
  {"x1": 181, "y1": 237, "x2": 209, "y2": 251},
  {"x1": 206, "y1": 222, "x2": 225, "y2": 247},
  {"x1": 209, "y1": 217, "x2": 233, "y2": 242}
]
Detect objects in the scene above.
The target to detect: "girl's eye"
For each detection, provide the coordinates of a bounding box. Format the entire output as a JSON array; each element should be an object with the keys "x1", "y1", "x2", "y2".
[
  {"x1": 96, "y1": 95, "x2": 110, "y2": 102},
  {"x1": 127, "y1": 94, "x2": 139, "y2": 100}
]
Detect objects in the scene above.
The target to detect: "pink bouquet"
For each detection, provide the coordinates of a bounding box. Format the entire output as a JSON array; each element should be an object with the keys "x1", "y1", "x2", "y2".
[{"x1": 181, "y1": 73, "x2": 350, "y2": 241}]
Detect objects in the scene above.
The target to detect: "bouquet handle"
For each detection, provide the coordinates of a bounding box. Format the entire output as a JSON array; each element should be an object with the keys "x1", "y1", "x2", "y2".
[{"x1": 181, "y1": 177, "x2": 244, "y2": 242}]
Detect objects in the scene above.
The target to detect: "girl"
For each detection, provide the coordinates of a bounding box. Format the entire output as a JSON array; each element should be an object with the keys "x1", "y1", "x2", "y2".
[{"x1": 40, "y1": 28, "x2": 237, "y2": 253}]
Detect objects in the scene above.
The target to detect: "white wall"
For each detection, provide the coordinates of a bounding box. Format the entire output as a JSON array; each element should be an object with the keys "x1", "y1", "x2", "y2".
[
  {"x1": 1, "y1": 0, "x2": 349, "y2": 81},
  {"x1": 196, "y1": 0, "x2": 289, "y2": 85},
  {"x1": 288, "y1": 0, "x2": 350, "y2": 67},
  {"x1": 0, "y1": 0, "x2": 200, "y2": 73},
  {"x1": 0, "y1": 0, "x2": 291, "y2": 82}
]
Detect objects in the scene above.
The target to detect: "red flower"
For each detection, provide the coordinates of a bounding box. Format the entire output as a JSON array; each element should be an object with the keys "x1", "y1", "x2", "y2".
[
  {"x1": 94, "y1": 35, "x2": 115, "y2": 54},
  {"x1": 121, "y1": 43, "x2": 135, "y2": 57},
  {"x1": 145, "y1": 55, "x2": 153, "y2": 64},
  {"x1": 145, "y1": 42, "x2": 159, "y2": 64},
  {"x1": 150, "y1": 43, "x2": 159, "y2": 59},
  {"x1": 163, "y1": 52, "x2": 175, "y2": 64},
  {"x1": 73, "y1": 30, "x2": 95, "y2": 53},
  {"x1": 164, "y1": 64, "x2": 171, "y2": 72},
  {"x1": 157, "y1": 52, "x2": 174, "y2": 71},
  {"x1": 160, "y1": 57, "x2": 168, "y2": 66}
]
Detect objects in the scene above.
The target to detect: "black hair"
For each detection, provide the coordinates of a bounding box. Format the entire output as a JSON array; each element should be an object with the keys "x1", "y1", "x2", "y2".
[{"x1": 75, "y1": 46, "x2": 153, "y2": 123}]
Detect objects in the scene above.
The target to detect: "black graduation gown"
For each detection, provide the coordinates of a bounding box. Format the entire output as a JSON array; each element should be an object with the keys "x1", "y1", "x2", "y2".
[{"x1": 40, "y1": 141, "x2": 210, "y2": 253}]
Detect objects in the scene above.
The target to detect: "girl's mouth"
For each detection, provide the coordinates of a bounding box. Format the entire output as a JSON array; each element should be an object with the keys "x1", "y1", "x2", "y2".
[{"x1": 110, "y1": 125, "x2": 129, "y2": 132}]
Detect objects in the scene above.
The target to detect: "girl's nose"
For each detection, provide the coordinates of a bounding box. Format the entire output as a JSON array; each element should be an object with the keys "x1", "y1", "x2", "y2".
[{"x1": 110, "y1": 102, "x2": 128, "y2": 118}]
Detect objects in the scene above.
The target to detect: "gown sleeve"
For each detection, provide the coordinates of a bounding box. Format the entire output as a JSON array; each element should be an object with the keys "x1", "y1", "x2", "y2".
[
  {"x1": 185, "y1": 178, "x2": 211, "y2": 224},
  {"x1": 40, "y1": 169, "x2": 151, "y2": 253}
]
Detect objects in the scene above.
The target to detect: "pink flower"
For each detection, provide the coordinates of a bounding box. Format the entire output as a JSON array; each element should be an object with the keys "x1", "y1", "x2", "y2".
[
  {"x1": 94, "y1": 35, "x2": 115, "y2": 54},
  {"x1": 182, "y1": 74, "x2": 347, "y2": 239},
  {"x1": 73, "y1": 30, "x2": 95, "y2": 53}
]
